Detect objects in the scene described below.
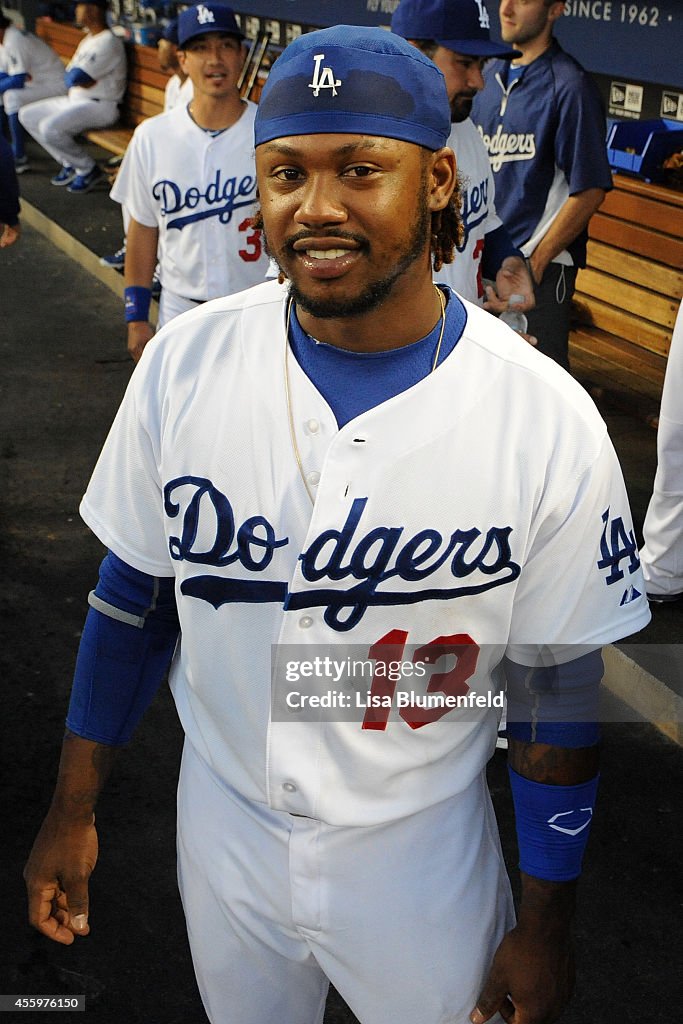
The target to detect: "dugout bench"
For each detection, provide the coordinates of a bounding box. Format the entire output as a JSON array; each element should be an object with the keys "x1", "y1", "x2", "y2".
[
  {"x1": 35, "y1": 18, "x2": 165, "y2": 156},
  {"x1": 569, "y1": 174, "x2": 683, "y2": 423}
]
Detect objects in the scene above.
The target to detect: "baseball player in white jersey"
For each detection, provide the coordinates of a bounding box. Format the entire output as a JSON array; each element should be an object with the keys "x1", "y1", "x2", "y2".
[
  {"x1": 25, "y1": 26, "x2": 650, "y2": 1024},
  {"x1": 392, "y1": 0, "x2": 534, "y2": 314},
  {"x1": 158, "y1": 18, "x2": 193, "y2": 112},
  {"x1": 0, "y1": 12, "x2": 66, "y2": 171},
  {"x1": 640, "y1": 298, "x2": 683, "y2": 603},
  {"x1": 19, "y1": 0, "x2": 126, "y2": 193},
  {"x1": 112, "y1": 3, "x2": 268, "y2": 362}
]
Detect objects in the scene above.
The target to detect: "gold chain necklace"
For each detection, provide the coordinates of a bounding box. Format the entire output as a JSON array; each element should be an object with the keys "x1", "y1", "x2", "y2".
[{"x1": 284, "y1": 285, "x2": 446, "y2": 505}]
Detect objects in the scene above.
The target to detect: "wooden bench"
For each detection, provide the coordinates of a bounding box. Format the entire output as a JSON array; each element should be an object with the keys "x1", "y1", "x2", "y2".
[
  {"x1": 35, "y1": 18, "x2": 166, "y2": 156},
  {"x1": 569, "y1": 174, "x2": 683, "y2": 422}
]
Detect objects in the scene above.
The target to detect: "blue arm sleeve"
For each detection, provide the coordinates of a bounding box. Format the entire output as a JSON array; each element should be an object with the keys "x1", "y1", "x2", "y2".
[
  {"x1": 481, "y1": 224, "x2": 524, "y2": 280},
  {"x1": 66, "y1": 552, "x2": 180, "y2": 746},
  {"x1": 504, "y1": 649, "x2": 603, "y2": 748},
  {"x1": 0, "y1": 72, "x2": 28, "y2": 93},
  {"x1": 64, "y1": 67, "x2": 96, "y2": 88}
]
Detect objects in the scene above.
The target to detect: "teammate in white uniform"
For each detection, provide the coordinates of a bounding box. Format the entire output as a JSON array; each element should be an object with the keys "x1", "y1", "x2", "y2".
[
  {"x1": 640, "y1": 299, "x2": 683, "y2": 603},
  {"x1": 392, "y1": 0, "x2": 534, "y2": 313},
  {"x1": 0, "y1": 12, "x2": 66, "y2": 171},
  {"x1": 158, "y1": 19, "x2": 193, "y2": 112},
  {"x1": 25, "y1": 27, "x2": 650, "y2": 1024},
  {"x1": 19, "y1": 0, "x2": 126, "y2": 193},
  {"x1": 111, "y1": 3, "x2": 268, "y2": 361}
]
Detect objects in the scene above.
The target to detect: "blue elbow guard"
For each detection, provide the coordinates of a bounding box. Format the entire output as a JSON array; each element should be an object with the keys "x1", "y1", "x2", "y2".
[
  {"x1": 505, "y1": 650, "x2": 603, "y2": 748},
  {"x1": 509, "y1": 766, "x2": 599, "y2": 881},
  {"x1": 66, "y1": 552, "x2": 179, "y2": 745},
  {"x1": 67, "y1": 607, "x2": 179, "y2": 745}
]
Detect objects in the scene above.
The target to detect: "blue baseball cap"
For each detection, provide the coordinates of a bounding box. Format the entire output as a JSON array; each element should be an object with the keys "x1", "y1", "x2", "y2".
[
  {"x1": 392, "y1": 0, "x2": 521, "y2": 60},
  {"x1": 178, "y1": 3, "x2": 244, "y2": 48},
  {"x1": 254, "y1": 25, "x2": 451, "y2": 152},
  {"x1": 161, "y1": 18, "x2": 178, "y2": 45}
]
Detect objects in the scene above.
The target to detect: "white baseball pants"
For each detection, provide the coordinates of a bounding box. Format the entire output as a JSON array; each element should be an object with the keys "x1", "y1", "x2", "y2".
[
  {"x1": 1, "y1": 78, "x2": 66, "y2": 116},
  {"x1": 19, "y1": 94, "x2": 118, "y2": 175},
  {"x1": 641, "y1": 300, "x2": 683, "y2": 596},
  {"x1": 177, "y1": 740, "x2": 512, "y2": 1024}
]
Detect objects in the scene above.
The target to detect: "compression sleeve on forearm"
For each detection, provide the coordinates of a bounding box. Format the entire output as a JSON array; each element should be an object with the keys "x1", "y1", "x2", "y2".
[
  {"x1": 66, "y1": 552, "x2": 180, "y2": 746},
  {"x1": 481, "y1": 224, "x2": 524, "y2": 281},
  {"x1": 0, "y1": 72, "x2": 28, "y2": 93},
  {"x1": 64, "y1": 67, "x2": 96, "y2": 88}
]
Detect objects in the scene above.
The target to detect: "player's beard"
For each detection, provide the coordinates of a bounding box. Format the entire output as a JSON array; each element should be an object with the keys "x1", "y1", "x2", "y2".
[
  {"x1": 450, "y1": 92, "x2": 477, "y2": 124},
  {"x1": 264, "y1": 185, "x2": 432, "y2": 320}
]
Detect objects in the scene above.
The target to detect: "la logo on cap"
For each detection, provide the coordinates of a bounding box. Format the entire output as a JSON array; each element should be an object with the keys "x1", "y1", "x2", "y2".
[
  {"x1": 196, "y1": 4, "x2": 216, "y2": 25},
  {"x1": 474, "y1": 0, "x2": 490, "y2": 29},
  {"x1": 308, "y1": 53, "x2": 341, "y2": 97}
]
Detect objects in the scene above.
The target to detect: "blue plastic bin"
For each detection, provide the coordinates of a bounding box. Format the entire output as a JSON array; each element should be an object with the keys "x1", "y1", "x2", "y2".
[{"x1": 606, "y1": 119, "x2": 683, "y2": 183}]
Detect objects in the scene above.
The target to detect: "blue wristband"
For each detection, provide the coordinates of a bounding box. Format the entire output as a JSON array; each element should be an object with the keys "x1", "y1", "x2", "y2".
[
  {"x1": 508, "y1": 765, "x2": 599, "y2": 882},
  {"x1": 124, "y1": 286, "x2": 152, "y2": 323}
]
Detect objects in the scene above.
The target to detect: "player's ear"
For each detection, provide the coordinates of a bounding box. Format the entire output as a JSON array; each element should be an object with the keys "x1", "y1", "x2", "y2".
[
  {"x1": 427, "y1": 146, "x2": 457, "y2": 213},
  {"x1": 548, "y1": 0, "x2": 565, "y2": 27},
  {"x1": 177, "y1": 48, "x2": 189, "y2": 75}
]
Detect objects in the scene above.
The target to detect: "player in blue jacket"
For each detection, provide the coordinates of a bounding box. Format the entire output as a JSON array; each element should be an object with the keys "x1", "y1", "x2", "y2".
[{"x1": 472, "y1": 0, "x2": 612, "y2": 368}]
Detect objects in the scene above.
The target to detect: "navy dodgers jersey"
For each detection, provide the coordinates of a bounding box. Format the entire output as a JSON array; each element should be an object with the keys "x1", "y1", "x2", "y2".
[{"x1": 472, "y1": 40, "x2": 612, "y2": 267}]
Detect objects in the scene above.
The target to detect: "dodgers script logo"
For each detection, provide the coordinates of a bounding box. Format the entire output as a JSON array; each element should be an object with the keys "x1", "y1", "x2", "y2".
[
  {"x1": 477, "y1": 124, "x2": 536, "y2": 173},
  {"x1": 152, "y1": 171, "x2": 258, "y2": 231},
  {"x1": 164, "y1": 479, "x2": 521, "y2": 631},
  {"x1": 308, "y1": 53, "x2": 341, "y2": 97},
  {"x1": 458, "y1": 176, "x2": 490, "y2": 253}
]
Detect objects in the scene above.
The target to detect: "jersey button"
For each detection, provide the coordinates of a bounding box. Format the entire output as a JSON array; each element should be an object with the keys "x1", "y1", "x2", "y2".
[
  {"x1": 299, "y1": 615, "x2": 313, "y2": 629},
  {"x1": 307, "y1": 419, "x2": 320, "y2": 434},
  {"x1": 282, "y1": 781, "x2": 297, "y2": 793},
  {"x1": 307, "y1": 470, "x2": 321, "y2": 486}
]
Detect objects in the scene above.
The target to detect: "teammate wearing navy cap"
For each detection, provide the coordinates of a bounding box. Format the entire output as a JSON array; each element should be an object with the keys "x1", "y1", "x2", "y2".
[
  {"x1": 25, "y1": 24, "x2": 649, "y2": 1024},
  {"x1": 110, "y1": 2, "x2": 268, "y2": 360},
  {"x1": 392, "y1": 0, "x2": 534, "y2": 316}
]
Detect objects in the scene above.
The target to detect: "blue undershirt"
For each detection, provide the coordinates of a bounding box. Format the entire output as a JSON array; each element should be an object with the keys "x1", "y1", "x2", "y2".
[{"x1": 288, "y1": 285, "x2": 466, "y2": 428}]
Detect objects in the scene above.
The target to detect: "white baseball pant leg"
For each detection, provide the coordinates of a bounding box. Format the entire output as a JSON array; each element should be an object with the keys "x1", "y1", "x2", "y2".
[
  {"x1": 641, "y1": 300, "x2": 683, "y2": 596},
  {"x1": 158, "y1": 289, "x2": 203, "y2": 329},
  {"x1": 19, "y1": 95, "x2": 118, "y2": 175},
  {"x1": 2, "y1": 79, "x2": 66, "y2": 116},
  {"x1": 177, "y1": 740, "x2": 513, "y2": 1024}
]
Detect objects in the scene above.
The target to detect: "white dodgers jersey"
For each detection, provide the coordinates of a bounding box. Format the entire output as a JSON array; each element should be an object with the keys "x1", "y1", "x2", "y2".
[
  {"x1": 111, "y1": 102, "x2": 268, "y2": 302},
  {"x1": 81, "y1": 281, "x2": 650, "y2": 827},
  {"x1": 435, "y1": 117, "x2": 502, "y2": 303}
]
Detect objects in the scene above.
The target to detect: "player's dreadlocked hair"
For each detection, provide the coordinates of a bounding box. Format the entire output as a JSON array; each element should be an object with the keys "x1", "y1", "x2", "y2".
[
  {"x1": 431, "y1": 174, "x2": 462, "y2": 273},
  {"x1": 250, "y1": 171, "x2": 462, "y2": 280}
]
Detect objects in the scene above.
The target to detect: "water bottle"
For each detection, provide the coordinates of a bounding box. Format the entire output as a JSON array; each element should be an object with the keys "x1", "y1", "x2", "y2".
[{"x1": 499, "y1": 294, "x2": 527, "y2": 334}]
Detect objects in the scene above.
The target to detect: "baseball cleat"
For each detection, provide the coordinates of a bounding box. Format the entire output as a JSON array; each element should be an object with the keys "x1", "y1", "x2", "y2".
[
  {"x1": 67, "y1": 165, "x2": 104, "y2": 194},
  {"x1": 14, "y1": 156, "x2": 31, "y2": 174},
  {"x1": 100, "y1": 244, "x2": 127, "y2": 269},
  {"x1": 51, "y1": 165, "x2": 76, "y2": 186}
]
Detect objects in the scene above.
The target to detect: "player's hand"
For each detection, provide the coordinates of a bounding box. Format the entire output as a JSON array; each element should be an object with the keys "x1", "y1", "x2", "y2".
[
  {"x1": 470, "y1": 920, "x2": 575, "y2": 1023},
  {"x1": 127, "y1": 320, "x2": 155, "y2": 363},
  {"x1": 0, "y1": 221, "x2": 21, "y2": 248},
  {"x1": 483, "y1": 257, "x2": 535, "y2": 316},
  {"x1": 24, "y1": 810, "x2": 98, "y2": 945}
]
